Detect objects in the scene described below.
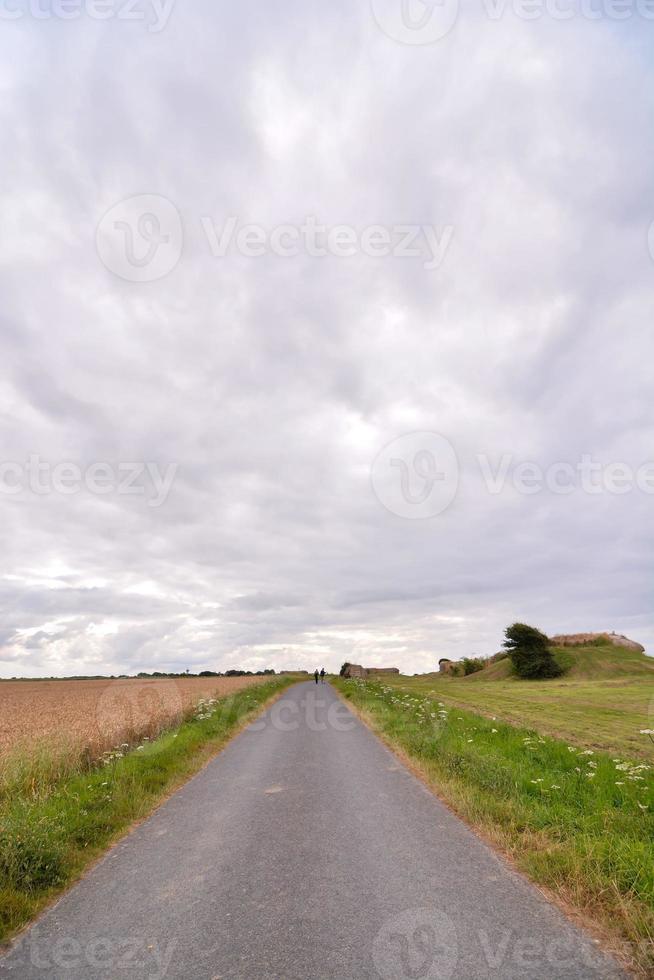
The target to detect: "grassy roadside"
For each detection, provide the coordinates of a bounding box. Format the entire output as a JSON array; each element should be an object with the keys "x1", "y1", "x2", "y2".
[
  {"x1": 0, "y1": 676, "x2": 295, "y2": 945},
  {"x1": 379, "y1": 671, "x2": 653, "y2": 761},
  {"x1": 333, "y1": 677, "x2": 654, "y2": 977}
]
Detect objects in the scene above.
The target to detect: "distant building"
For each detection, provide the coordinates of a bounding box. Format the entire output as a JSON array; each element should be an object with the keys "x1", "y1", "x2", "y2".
[
  {"x1": 550, "y1": 632, "x2": 645, "y2": 653},
  {"x1": 342, "y1": 665, "x2": 400, "y2": 679}
]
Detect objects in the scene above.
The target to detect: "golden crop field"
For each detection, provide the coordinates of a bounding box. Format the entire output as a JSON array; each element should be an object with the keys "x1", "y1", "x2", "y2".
[{"x1": 0, "y1": 675, "x2": 270, "y2": 759}]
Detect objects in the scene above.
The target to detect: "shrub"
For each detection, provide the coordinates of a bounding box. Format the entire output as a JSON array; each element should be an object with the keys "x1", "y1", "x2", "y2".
[
  {"x1": 503, "y1": 623, "x2": 564, "y2": 679},
  {"x1": 461, "y1": 657, "x2": 486, "y2": 676}
]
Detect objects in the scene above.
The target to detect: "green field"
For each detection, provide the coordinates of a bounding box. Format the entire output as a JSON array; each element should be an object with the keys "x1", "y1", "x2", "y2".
[
  {"x1": 334, "y1": 643, "x2": 654, "y2": 976},
  {"x1": 382, "y1": 642, "x2": 654, "y2": 760}
]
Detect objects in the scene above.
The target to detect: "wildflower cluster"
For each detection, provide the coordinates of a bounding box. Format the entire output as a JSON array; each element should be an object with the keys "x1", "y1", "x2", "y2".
[
  {"x1": 563, "y1": 744, "x2": 651, "y2": 811},
  {"x1": 353, "y1": 681, "x2": 451, "y2": 731},
  {"x1": 384, "y1": 685, "x2": 447, "y2": 723},
  {"x1": 194, "y1": 697, "x2": 220, "y2": 721},
  {"x1": 100, "y1": 743, "x2": 130, "y2": 766},
  {"x1": 523, "y1": 735, "x2": 547, "y2": 750}
]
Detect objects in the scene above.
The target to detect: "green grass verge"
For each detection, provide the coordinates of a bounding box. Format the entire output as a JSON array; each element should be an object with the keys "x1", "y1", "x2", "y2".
[
  {"x1": 379, "y1": 668, "x2": 654, "y2": 761},
  {"x1": 0, "y1": 676, "x2": 295, "y2": 945},
  {"x1": 334, "y1": 677, "x2": 654, "y2": 976}
]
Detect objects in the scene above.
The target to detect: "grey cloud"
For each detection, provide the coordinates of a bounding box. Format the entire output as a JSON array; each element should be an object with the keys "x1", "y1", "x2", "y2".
[{"x1": 0, "y1": 6, "x2": 652, "y2": 677}]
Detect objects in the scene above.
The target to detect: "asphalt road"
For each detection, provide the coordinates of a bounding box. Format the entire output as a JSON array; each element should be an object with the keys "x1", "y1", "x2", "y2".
[{"x1": 0, "y1": 682, "x2": 626, "y2": 980}]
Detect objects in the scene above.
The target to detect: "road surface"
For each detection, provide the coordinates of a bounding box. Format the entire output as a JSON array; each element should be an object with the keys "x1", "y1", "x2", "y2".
[{"x1": 0, "y1": 682, "x2": 625, "y2": 979}]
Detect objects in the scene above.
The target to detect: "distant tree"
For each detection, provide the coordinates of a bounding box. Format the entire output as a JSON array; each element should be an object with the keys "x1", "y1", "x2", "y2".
[
  {"x1": 339, "y1": 662, "x2": 350, "y2": 677},
  {"x1": 503, "y1": 623, "x2": 563, "y2": 679},
  {"x1": 199, "y1": 670, "x2": 219, "y2": 677},
  {"x1": 461, "y1": 656, "x2": 486, "y2": 676}
]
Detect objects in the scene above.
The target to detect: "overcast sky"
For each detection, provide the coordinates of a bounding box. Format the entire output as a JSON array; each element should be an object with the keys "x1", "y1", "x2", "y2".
[{"x1": 0, "y1": 1, "x2": 652, "y2": 677}]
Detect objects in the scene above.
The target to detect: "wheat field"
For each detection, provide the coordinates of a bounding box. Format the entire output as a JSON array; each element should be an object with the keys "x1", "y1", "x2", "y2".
[{"x1": 0, "y1": 675, "x2": 270, "y2": 760}]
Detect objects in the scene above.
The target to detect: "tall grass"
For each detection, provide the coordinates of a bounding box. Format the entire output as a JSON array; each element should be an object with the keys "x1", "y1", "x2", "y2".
[
  {"x1": 0, "y1": 677, "x2": 294, "y2": 943},
  {"x1": 335, "y1": 677, "x2": 654, "y2": 976}
]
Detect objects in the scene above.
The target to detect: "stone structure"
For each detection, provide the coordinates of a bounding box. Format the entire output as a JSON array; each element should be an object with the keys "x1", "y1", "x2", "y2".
[
  {"x1": 342, "y1": 665, "x2": 401, "y2": 679},
  {"x1": 550, "y1": 632, "x2": 645, "y2": 653}
]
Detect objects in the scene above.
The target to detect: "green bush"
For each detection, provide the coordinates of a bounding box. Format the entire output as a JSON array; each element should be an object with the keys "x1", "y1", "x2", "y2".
[{"x1": 503, "y1": 623, "x2": 564, "y2": 679}]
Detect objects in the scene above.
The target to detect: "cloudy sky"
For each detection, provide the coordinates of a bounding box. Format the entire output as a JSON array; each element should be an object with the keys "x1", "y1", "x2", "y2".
[{"x1": 0, "y1": 1, "x2": 652, "y2": 677}]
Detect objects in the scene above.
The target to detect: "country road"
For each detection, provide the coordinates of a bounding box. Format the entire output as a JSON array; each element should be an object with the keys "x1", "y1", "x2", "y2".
[{"x1": 0, "y1": 682, "x2": 625, "y2": 980}]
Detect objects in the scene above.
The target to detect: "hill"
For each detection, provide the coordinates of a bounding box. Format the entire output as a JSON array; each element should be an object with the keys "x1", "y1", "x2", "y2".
[
  {"x1": 467, "y1": 638, "x2": 654, "y2": 682},
  {"x1": 380, "y1": 639, "x2": 654, "y2": 759}
]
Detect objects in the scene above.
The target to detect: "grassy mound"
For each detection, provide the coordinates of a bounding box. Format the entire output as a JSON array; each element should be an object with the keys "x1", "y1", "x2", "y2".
[{"x1": 464, "y1": 640, "x2": 654, "y2": 682}]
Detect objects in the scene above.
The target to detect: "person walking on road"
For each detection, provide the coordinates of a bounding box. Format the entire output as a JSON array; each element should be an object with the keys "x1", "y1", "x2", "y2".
[
  {"x1": 320, "y1": 668, "x2": 326, "y2": 683},
  {"x1": 314, "y1": 669, "x2": 319, "y2": 684}
]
